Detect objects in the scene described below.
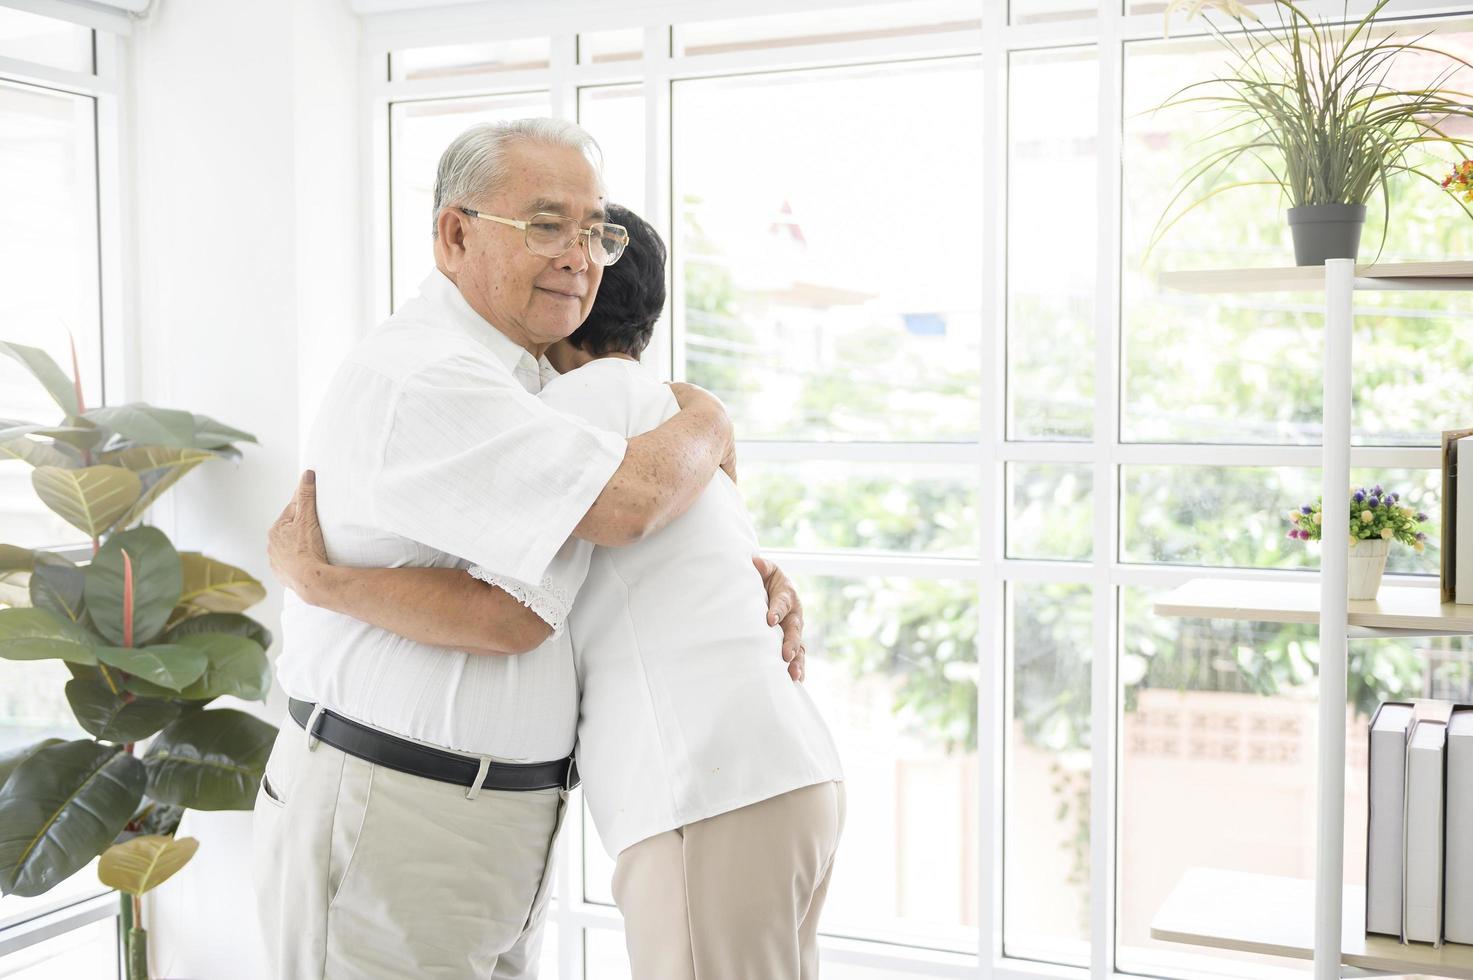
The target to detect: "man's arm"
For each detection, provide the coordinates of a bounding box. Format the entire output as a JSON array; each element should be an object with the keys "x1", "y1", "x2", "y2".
[
  {"x1": 267, "y1": 471, "x2": 805, "y2": 670},
  {"x1": 268, "y1": 472, "x2": 550, "y2": 656},
  {"x1": 573, "y1": 382, "x2": 735, "y2": 547}
]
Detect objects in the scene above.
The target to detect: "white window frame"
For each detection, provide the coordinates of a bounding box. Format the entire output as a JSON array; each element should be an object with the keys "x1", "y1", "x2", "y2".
[
  {"x1": 362, "y1": 1, "x2": 1473, "y2": 977},
  {"x1": 0, "y1": 0, "x2": 134, "y2": 970}
]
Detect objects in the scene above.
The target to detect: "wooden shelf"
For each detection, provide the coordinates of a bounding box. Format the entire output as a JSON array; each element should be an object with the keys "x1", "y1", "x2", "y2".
[
  {"x1": 1160, "y1": 260, "x2": 1473, "y2": 294},
  {"x1": 1152, "y1": 868, "x2": 1473, "y2": 978},
  {"x1": 1153, "y1": 578, "x2": 1473, "y2": 634}
]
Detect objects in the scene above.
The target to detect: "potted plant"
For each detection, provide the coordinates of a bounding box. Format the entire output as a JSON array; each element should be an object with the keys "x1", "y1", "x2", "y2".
[
  {"x1": 1153, "y1": 0, "x2": 1473, "y2": 265},
  {"x1": 0, "y1": 340, "x2": 276, "y2": 980},
  {"x1": 1286, "y1": 485, "x2": 1427, "y2": 599}
]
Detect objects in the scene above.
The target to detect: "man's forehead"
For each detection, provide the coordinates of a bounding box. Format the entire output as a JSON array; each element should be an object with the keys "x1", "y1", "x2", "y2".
[
  {"x1": 520, "y1": 195, "x2": 608, "y2": 221},
  {"x1": 492, "y1": 143, "x2": 605, "y2": 219}
]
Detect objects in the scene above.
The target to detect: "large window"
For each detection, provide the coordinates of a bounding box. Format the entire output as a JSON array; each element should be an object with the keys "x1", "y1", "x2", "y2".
[
  {"x1": 0, "y1": 7, "x2": 123, "y2": 975},
  {"x1": 370, "y1": 4, "x2": 1473, "y2": 978}
]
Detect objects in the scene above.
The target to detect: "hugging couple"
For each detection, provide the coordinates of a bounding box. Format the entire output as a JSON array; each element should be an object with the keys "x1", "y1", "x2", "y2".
[{"x1": 253, "y1": 117, "x2": 845, "y2": 980}]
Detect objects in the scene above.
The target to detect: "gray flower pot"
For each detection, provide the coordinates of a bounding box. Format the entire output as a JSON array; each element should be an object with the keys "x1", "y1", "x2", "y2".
[{"x1": 1286, "y1": 203, "x2": 1367, "y2": 266}]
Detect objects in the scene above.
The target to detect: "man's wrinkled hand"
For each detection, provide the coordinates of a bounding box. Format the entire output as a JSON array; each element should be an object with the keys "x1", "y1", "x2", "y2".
[
  {"x1": 754, "y1": 555, "x2": 805, "y2": 682},
  {"x1": 266, "y1": 470, "x2": 331, "y2": 602}
]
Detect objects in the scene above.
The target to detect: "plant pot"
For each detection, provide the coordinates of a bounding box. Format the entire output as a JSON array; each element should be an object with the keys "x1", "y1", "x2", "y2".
[
  {"x1": 1286, "y1": 203, "x2": 1367, "y2": 266},
  {"x1": 1347, "y1": 538, "x2": 1390, "y2": 600}
]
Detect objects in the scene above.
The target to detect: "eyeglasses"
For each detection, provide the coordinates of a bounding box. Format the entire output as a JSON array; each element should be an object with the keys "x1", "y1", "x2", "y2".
[{"x1": 457, "y1": 208, "x2": 629, "y2": 267}]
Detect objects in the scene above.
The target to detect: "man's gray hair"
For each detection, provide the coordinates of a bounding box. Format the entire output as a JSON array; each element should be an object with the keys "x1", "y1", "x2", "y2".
[{"x1": 431, "y1": 117, "x2": 604, "y2": 238}]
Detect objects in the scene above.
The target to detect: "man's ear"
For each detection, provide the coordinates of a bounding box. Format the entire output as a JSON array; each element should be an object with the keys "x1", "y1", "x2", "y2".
[{"x1": 435, "y1": 208, "x2": 470, "y2": 273}]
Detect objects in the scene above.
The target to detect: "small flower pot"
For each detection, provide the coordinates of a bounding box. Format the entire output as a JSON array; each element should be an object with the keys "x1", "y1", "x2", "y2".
[
  {"x1": 1347, "y1": 538, "x2": 1390, "y2": 600},
  {"x1": 1286, "y1": 203, "x2": 1367, "y2": 266}
]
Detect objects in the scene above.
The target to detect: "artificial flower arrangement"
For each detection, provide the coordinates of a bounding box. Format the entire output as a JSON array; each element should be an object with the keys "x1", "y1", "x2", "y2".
[
  {"x1": 1445, "y1": 160, "x2": 1473, "y2": 204},
  {"x1": 1287, "y1": 485, "x2": 1428, "y2": 598},
  {"x1": 1288, "y1": 485, "x2": 1428, "y2": 548}
]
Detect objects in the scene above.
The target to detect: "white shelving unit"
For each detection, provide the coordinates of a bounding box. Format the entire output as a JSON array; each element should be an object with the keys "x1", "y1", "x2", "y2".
[{"x1": 1149, "y1": 259, "x2": 1473, "y2": 980}]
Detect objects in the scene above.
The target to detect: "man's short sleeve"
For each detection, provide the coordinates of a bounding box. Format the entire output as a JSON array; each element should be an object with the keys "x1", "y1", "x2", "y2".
[
  {"x1": 468, "y1": 534, "x2": 593, "y2": 639},
  {"x1": 373, "y1": 355, "x2": 626, "y2": 584}
]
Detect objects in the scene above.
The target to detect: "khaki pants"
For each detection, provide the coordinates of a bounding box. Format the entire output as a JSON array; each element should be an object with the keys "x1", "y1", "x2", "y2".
[
  {"x1": 612, "y1": 781, "x2": 846, "y2": 980},
  {"x1": 251, "y1": 724, "x2": 566, "y2": 979}
]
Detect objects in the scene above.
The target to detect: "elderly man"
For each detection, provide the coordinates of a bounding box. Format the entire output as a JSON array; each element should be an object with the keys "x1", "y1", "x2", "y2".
[{"x1": 252, "y1": 118, "x2": 804, "y2": 979}]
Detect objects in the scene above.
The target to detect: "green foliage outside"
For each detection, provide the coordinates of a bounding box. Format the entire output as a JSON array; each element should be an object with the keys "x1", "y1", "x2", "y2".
[{"x1": 678, "y1": 20, "x2": 1473, "y2": 922}]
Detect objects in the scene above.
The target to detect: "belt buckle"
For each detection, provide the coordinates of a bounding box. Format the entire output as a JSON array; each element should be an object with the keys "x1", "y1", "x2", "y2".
[{"x1": 563, "y1": 756, "x2": 579, "y2": 792}]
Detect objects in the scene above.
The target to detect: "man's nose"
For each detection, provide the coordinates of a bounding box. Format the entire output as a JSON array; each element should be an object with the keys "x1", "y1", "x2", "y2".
[{"x1": 553, "y1": 236, "x2": 589, "y2": 275}]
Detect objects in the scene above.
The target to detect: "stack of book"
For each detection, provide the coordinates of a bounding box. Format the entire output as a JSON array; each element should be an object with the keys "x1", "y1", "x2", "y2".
[
  {"x1": 1367, "y1": 700, "x2": 1473, "y2": 946},
  {"x1": 1442, "y1": 427, "x2": 1473, "y2": 604}
]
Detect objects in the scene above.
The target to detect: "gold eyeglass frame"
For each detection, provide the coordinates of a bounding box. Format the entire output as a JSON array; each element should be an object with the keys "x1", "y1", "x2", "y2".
[{"x1": 457, "y1": 207, "x2": 628, "y2": 266}]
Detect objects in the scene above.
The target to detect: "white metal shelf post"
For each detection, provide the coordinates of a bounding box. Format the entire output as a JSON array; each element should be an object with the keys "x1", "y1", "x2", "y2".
[{"x1": 1315, "y1": 257, "x2": 1355, "y2": 980}]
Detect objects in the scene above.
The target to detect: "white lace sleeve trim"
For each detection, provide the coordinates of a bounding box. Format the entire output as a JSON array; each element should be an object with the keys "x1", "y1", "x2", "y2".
[{"x1": 466, "y1": 566, "x2": 573, "y2": 637}]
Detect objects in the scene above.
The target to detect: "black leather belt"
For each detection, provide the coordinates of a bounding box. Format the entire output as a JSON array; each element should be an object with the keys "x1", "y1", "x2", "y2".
[{"x1": 288, "y1": 698, "x2": 578, "y2": 793}]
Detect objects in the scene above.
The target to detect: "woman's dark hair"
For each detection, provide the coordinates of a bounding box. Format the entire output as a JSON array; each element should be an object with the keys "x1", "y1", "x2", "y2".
[{"x1": 567, "y1": 203, "x2": 666, "y2": 359}]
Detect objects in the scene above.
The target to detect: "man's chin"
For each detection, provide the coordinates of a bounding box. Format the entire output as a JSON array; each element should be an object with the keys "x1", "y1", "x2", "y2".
[{"x1": 527, "y1": 319, "x2": 583, "y2": 347}]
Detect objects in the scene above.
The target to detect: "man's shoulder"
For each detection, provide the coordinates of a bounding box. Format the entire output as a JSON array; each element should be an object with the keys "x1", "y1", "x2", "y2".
[{"x1": 343, "y1": 314, "x2": 509, "y2": 388}]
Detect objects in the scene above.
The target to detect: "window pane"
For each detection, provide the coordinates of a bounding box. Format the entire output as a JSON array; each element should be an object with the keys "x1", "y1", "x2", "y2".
[
  {"x1": 389, "y1": 37, "x2": 550, "y2": 81},
  {"x1": 582, "y1": 799, "x2": 615, "y2": 906},
  {"x1": 1010, "y1": 0, "x2": 1094, "y2": 24},
  {"x1": 0, "y1": 915, "x2": 117, "y2": 979},
  {"x1": 584, "y1": 929, "x2": 631, "y2": 980},
  {"x1": 674, "y1": 1, "x2": 981, "y2": 57},
  {"x1": 1006, "y1": 463, "x2": 1093, "y2": 561},
  {"x1": 577, "y1": 85, "x2": 646, "y2": 214},
  {"x1": 1117, "y1": 587, "x2": 1468, "y2": 977},
  {"x1": 801, "y1": 575, "x2": 977, "y2": 952},
  {"x1": 674, "y1": 59, "x2": 983, "y2": 441},
  {"x1": 1127, "y1": 0, "x2": 1274, "y2": 17},
  {"x1": 1008, "y1": 47, "x2": 1097, "y2": 441},
  {"x1": 0, "y1": 80, "x2": 101, "y2": 550},
  {"x1": 0, "y1": 9, "x2": 91, "y2": 74},
  {"x1": 537, "y1": 919, "x2": 558, "y2": 979},
  {"x1": 1005, "y1": 582, "x2": 1091, "y2": 964},
  {"x1": 388, "y1": 92, "x2": 552, "y2": 310},
  {"x1": 1121, "y1": 465, "x2": 1439, "y2": 575},
  {"x1": 0, "y1": 659, "x2": 87, "y2": 752},
  {"x1": 579, "y1": 29, "x2": 644, "y2": 65},
  {"x1": 744, "y1": 460, "x2": 977, "y2": 556}
]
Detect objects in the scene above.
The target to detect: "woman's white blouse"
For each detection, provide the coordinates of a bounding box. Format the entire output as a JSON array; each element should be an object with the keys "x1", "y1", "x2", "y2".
[{"x1": 471, "y1": 358, "x2": 843, "y2": 857}]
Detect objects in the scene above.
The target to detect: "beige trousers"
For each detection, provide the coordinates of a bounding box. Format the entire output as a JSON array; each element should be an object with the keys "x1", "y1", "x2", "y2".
[
  {"x1": 612, "y1": 781, "x2": 846, "y2": 980},
  {"x1": 251, "y1": 724, "x2": 566, "y2": 980}
]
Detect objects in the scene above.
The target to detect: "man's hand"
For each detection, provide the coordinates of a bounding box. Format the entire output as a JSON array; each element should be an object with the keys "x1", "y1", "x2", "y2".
[
  {"x1": 267, "y1": 470, "x2": 333, "y2": 604},
  {"x1": 754, "y1": 555, "x2": 805, "y2": 682},
  {"x1": 668, "y1": 381, "x2": 736, "y2": 482}
]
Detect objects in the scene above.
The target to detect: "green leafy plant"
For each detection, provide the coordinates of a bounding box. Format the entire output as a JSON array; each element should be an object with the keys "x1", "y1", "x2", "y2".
[
  {"x1": 1150, "y1": 0, "x2": 1473, "y2": 256},
  {"x1": 0, "y1": 340, "x2": 275, "y2": 980},
  {"x1": 1286, "y1": 483, "x2": 1428, "y2": 549}
]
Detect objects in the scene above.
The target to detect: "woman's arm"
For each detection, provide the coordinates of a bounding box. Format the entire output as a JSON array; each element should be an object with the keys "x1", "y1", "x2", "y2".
[{"x1": 268, "y1": 472, "x2": 551, "y2": 655}]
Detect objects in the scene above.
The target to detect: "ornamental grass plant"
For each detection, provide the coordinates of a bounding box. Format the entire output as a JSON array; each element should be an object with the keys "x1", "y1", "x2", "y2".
[{"x1": 1151, "y1": 0, "x2": 1473, "y2": 258}]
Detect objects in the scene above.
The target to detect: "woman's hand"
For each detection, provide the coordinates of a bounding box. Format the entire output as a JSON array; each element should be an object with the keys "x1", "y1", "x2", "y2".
[
  {"x1": 753, "y1": 555, "x2": 806, "y2": 682},
  {"x1": 267, "y1": 470, "x2": 334, "y2": 604}
]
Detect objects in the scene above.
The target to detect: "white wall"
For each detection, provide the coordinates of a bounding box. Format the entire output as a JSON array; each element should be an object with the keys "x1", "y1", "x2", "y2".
[{"x1": 126, "y1": 0, "x2": 364, "y2": 975}]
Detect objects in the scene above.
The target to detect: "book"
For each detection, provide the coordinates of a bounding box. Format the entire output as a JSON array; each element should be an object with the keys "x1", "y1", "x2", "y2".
[
  {"x1": 1404, "y1": 716, "x2": 1450, "y2": 945},
  {"x1": 1460, "y1": 436, "x2": 1473, "y2": 604},
  {"x1": 1446, "y1": 707, "x2": 1473, "y2": 944},
  {"x1": 1367, "y1": 701, "x2": 1416, "y2": 938},
  {"x1": 1442, "y1": 427, "x2": 1473, "y2": 603}
]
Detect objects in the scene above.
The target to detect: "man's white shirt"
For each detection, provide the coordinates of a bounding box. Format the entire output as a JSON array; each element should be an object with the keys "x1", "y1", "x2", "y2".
[
  {"x1": 274, "y1": 271, "x2": 626, "y2": 761},
  {"x1": 471, "y1": 358, "x2": 844, "y2": 857}
]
